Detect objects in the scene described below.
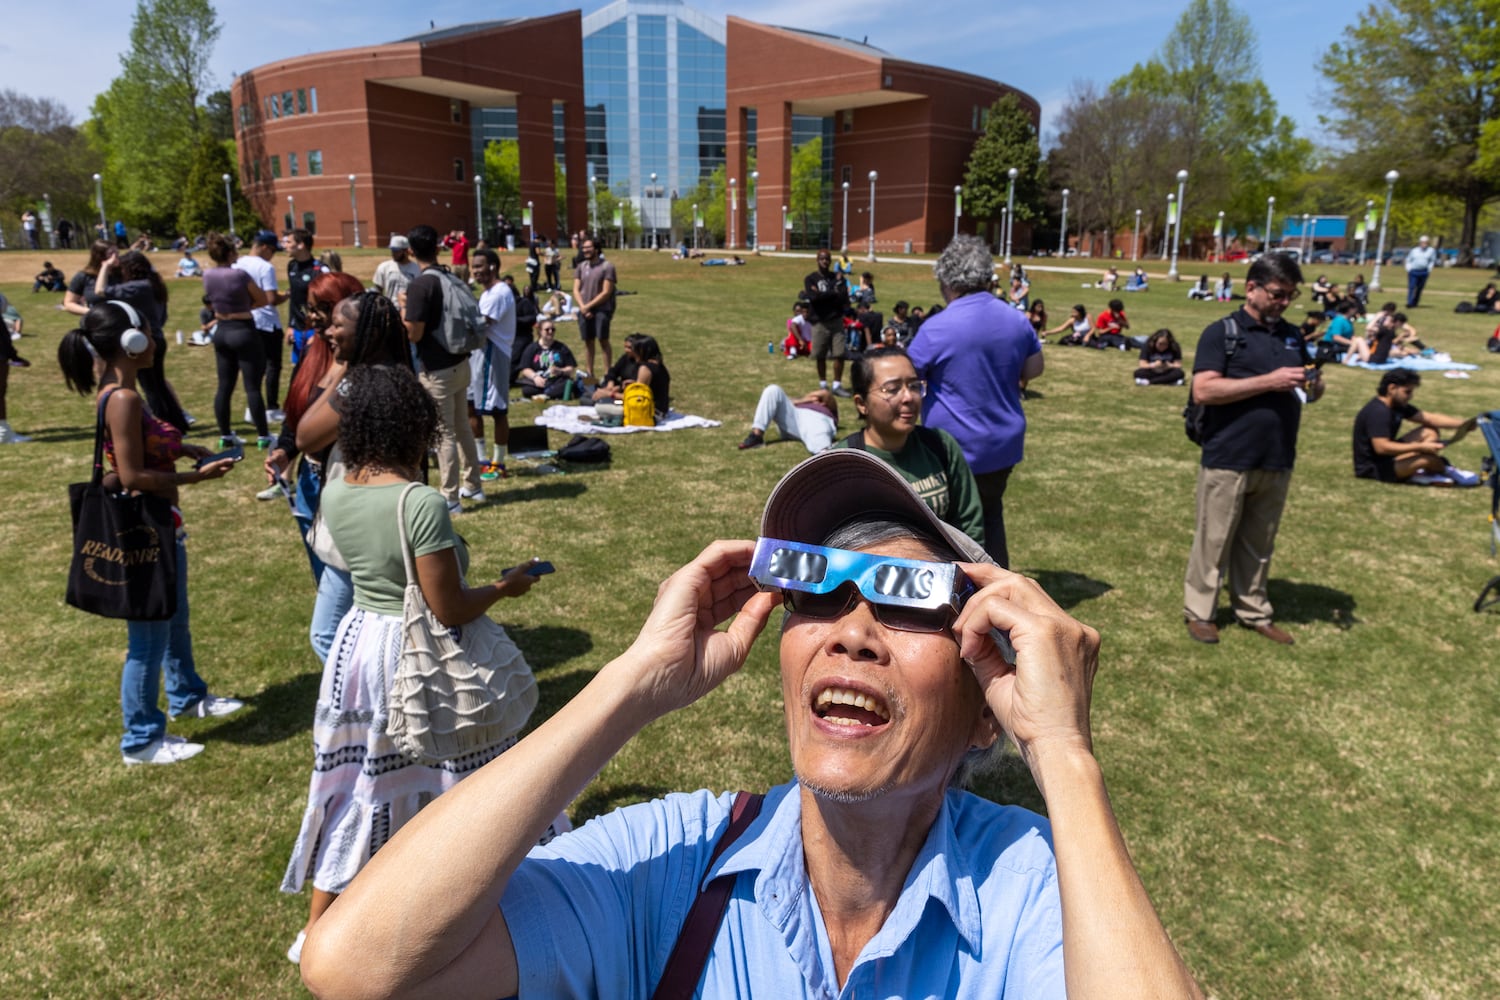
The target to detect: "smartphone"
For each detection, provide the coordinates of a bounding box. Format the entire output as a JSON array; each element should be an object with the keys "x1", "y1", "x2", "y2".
[
  {"x1": 195, "y1": 443, "x2": 244, "y2": 468},
  {"x1": 503, "y1": 560, "x2": 555, "y2": 577}
]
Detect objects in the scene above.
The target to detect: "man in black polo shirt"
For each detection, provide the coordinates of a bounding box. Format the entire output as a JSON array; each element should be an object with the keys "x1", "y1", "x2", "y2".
[
  {"x1": 285, "y1": 228, "x2": 329, "y2": 368},
  {"x1": 1183, "y1": 254, "x2": 1322, "y2": 646},
  {"x1": 403, "y1": 224, "x2": 486, "y2": 513},
  {"x1": 804, "y1": 248, "x2": 851, "y2": 396},
  {"x1": 1352, "y1": 369, "x2": 1478, "y2": 486}
]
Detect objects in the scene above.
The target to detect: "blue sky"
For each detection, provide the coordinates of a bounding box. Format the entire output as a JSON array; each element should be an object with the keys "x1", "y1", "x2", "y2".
[{"x1": 6, "y1": 0, "x2": 1369, "y2": 143}]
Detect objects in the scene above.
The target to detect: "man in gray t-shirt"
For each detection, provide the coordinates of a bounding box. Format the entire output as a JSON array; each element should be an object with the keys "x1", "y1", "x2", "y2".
[
  {"x1": 572, "y1": 236, "x2": 616, "y2": 377},
  {"x1": 373, "y1": 235, "x2": 422, "y2": 301}
]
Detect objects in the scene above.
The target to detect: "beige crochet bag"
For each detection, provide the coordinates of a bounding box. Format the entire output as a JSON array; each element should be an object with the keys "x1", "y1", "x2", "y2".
[{"x1": 386, "y1": 483, "x2": 537, "y2": 763}]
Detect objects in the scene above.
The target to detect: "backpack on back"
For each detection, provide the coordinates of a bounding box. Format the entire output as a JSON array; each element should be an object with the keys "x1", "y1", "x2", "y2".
[
  {"x1": 622, "y1": 382, "x2": 656, "y2": 426},
  {"x1": 1183, "y1": 317, "x2": 1242, "y2": 446},
  {"x1": 429, "y1": 267, "x2": 485, "y2": 355}
]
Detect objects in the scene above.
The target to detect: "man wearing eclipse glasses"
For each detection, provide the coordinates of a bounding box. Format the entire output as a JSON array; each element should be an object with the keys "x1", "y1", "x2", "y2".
[{"x1": 304, "y1": 450, "x2": 1203, "y2": 1000}]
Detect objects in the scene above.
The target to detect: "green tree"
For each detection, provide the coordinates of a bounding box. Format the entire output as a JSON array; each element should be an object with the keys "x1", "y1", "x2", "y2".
[
  {"x1": 1324, "y1": 0, "x2": 1500, "y2": 260},
  {"x1": 962, "y1": 93, "x2": 1045, "y2": 231},
  {"x1": 483, "y1": 140, "x2": 522, "y2": 222},
  {"x1": 177, "y1": 135, "x2": 257, "y2": 239},
  {"x1": 672, "y1": 168, "x2": 726, "y2": 246},
  {"x1": 0, "y1": 90, "x2": 102, "y2": 229},
  {"x1": 89, "y1": 0, "x2": 221, "y2": 235},
  {"x1": 790, "y1": 137, "x2": 826, "y2": 249},
  {"x1": 593, "y1": 184, "x2": 641, "y2": 248}
]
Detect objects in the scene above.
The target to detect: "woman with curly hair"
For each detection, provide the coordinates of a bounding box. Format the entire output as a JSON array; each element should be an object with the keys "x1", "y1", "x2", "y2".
[
  {"x1": 281, "y1": 363, "x2": 564, "y2": 965},
  {"x1": 57, "y1": 303, "x2": 244, "y2": 765}
]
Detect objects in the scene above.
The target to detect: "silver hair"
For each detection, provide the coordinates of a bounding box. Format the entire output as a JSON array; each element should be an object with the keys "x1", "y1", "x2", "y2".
[{"x1": 934, "y1": 235, "x2": 996, "y2": 297}]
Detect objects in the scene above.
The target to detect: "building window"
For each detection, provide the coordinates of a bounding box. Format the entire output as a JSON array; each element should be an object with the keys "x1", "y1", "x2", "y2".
[
  {"x1": 309, "y1": 87, "x2": 318, "y2": 113},
  {"x1": 450, "y1": 99, "x2": 462, "y2": 124},
  {"x1": 297, "y1": 88, "x2": 308, "y2": 114},
  {"x1": 288, "y1": 152, "x2": 299, "y2": 177},
  {"x1": 301, "y1": 212, "x2": 316, "y2": 236},
  {"x1": 972, "y1": 106, "x2": 979, "y2": 131},
  {"x1": 842, "y1": 109, "x2": 853, "y2": 133},
  {"x1": 270, "y1": 155, "x2": 282, "y2": 178},
  {"x1": 308, "y1": 149, "x2": 323, "y2": 175},
  {"x1": 283, "y1": 91, "x2": 295, "y2": 116},
  {"x1": 268, "y1": 95, "x2": 279, "y2": 119},
  {"x1": 841, "y1": 165, "x2": 852, "y2": 184},
  {"x1": 453, "y1": 158, "x2": 464, "y2": 181},
  {"x1": 252, "y1": 160, "x2": 261, "y2": 184}
]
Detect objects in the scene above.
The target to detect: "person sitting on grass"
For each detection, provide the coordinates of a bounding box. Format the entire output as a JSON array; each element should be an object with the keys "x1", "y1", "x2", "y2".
[
  {"x1": 1048, "y1": 303, "x2": 1091, "y2": 345},
  {"x1": 174, "y1": 250, "x2": 202, "y2": 279},
  {"x1": 1097, "y1": 265, "x2": 1119, "y2": 290},
  {"x1": 1088, "y1": 298, "x2": 1130, "y2": 349},
  {"x1": 1134, "y1": 329, "x2": 1184, "y2": 385},
  {"x1": 1310, "y1": 274, "x2": 1335, "y2": 307},
  {"x1": 1475, "y1": 282, "x2": 1499, "y2": 313},
  {"x1": 1352, "y1": 369, "x2": 1480, "y2": 486},
  {"x1": 32, "y1": 261, "x2": 66, "y2": 292},
  {"x1": 737, "y1": 384, "x2": 839, "y2": 453},
  {"x1": 1323, "y1": 301, "x2": 1371, "y2": 365},
  {"x1": 783, "y1": 300, "x2": 812, "y2": 357},
  {"x1": 518, "y1": 319, "x2": 581, "y2": 400},
  {"x1": 1187, "y1": 275, "x2": 1212, "y2": 300},
  {"x1": 299, "y1": 449, "x2": 1205, "y2": 1000},
  {"x1": 1216, "y1": 272, "x2": 1234, "y2": 301},
  {"x1": 1124, "y1": 268, "x2": 1149, "y2": 292},
  {"x1": 593, "y1": 333, "x2": 671, "y2": 423},
  {"x1": 829, "y1": 347, "x2": 983, "y2": 545}
]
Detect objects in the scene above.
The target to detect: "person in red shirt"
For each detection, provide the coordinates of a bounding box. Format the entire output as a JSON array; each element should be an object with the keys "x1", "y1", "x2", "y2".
[
  {"x1": 1088, "y1": 298, "x2": 1130, "y2": 349},
  {"x1": 443, "y1": 231, "x2": 471, "y2": 282}
]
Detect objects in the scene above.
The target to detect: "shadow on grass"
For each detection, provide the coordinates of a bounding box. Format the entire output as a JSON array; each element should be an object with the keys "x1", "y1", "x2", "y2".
[
  {"x1": 491, "y1": 479, "x2": 589, "y2": 504},
  {"x1": 504, "y1": 623, "x2": 594, "y2": 669},
  {"x1": 1024, "y1": 569, "x2": 1113, "y2": 610},
  {"x1": 571, "y1": 781, "x2": 674, "y2": 825},
  {"x1": 201, "y1": 669, "x2": 321, "y2": 745},
  {"x1": 1266, "y1": 578, "x2": 1360, "y2": 629}
]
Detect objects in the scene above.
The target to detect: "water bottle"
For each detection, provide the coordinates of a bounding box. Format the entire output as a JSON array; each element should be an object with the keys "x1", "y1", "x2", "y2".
[
  {"x1": 175, "y1": 329, "x2": 184, "y2": 345},
  {"x1": 767, "y1": 341, "x2": 774, "y2": 354}
]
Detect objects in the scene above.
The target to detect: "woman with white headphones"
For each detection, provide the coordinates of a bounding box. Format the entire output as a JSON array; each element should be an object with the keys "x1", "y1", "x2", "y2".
[{"x1": 58, "y1": 302, "x2": 247, "y2": 766}]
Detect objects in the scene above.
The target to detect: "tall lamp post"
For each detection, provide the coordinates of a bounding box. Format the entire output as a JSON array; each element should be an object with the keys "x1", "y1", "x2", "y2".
[
  {"x1": 349, "y1": 174, "x2": 361, "y2": 247},
  {"x1": 1163, "y1": 193, "x2": 1174, "y2": 259},
  {"x1": 221, "y1": 173, "x2": 235, "y2": 237},
  {"x1": 1216, "y1": 210, "x2": 1226, "y2": 261},
  {"x1": 527, "y1": 200, "x2": 535, "y2": 245},
  {"x1": 589, "y1": 175, "x2": 598, "y2": 234},
  {"x1": 287, "y1": 194, "x2": 296, "y2": 233},
  {"x1": 1132, "y1": 208, "x2": 1142, "y2": 261},
  {"x1": 472, "y1": 174, "x2": 483, "y2": 242},
  {"x1": 953, "y1": 185, "x2": 962, "y2": 242},
  {"x1": 1301, "y1": 213, "x2": 1311, "y2": 258},
  {"x1": 1167, "y1": 168, "x2": 1188, "y2": 279},
  {"x1": 781, "y1": 204, "x2": 788, "y2": 251},
  {"x1": 840, "y1": 181, "x2": 850, "y2": 252},
  {"x1": 650, "y1": 172, "x2": 659, "y2": 250},
  {"x1": 1264, "y1": 195, "x2": 1275, "y2": 253},
  {"x1": 1058, "y1": 187, "x2": 1070, "y2": 256},
  {"x1": 43, "y1": 193, "x2": 55, "y2": 248},
  {"x1": 93, "y1": 172, "x2": 105, "y2": 234},
  {"x1": 1372, "y1": 169, "x2": 1398, "y2": 291},
  {"x1": 1003, "y1": 167, "x2": 1018, "y2": 265},
  {"x1": 866, "y1": 170, "x2": 878, "y2": 262},
  {"x1": 728, "y1": 177, "x2": 737, "y2": 250},
  {"x1": 748, "y1": 169, "x2": 758, "y2": 251},
  {"x1": 1360, "y1": 199, "x2": 1373, "y2": 264},
  {"x1": 691, "y1": 203, "x2": 699, "y2": 251}
]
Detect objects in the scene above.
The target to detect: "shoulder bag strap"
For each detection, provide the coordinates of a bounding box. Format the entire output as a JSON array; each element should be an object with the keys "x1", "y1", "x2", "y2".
[
  {"x1": 650, "y1": 792, "x2": 765, "y2": 1000},
  {"x1": 842, "y1": 428, "x2": 867, "y2": 451},
  {"x1": 92, "y1": 388, "x2": 118, "y2": 487},
  {"x1": 395, "y1": 482, "x2": 424, "y2": 587}
]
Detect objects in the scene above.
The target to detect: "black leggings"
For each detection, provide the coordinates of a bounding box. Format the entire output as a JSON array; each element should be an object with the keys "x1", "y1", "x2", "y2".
[
  {"x1": 260, "y1": 327, "x2": 284, "y2": 409},
  {"x1": 213, "y1": 319, "x2": 268, "y2": 437}
]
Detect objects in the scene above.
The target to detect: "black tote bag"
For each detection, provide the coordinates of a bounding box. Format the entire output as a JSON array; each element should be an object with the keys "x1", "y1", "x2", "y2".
[{"x1": 65, "y1": 390, "x2": 178, "y2": 621}]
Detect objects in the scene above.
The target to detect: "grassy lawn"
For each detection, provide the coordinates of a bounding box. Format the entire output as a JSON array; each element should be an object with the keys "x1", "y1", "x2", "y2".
[{"x1": 1, "y1": 246, "x2": 1497, "y2": 998}]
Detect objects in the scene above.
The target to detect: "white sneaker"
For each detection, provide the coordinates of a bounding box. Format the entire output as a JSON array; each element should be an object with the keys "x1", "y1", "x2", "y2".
[
  {"x1": 244, "y1": 407, "x2": 253, "y2": 423},
  {"x1": 287, "y1": 930, "x2": 306, "y2": 964},
  {"x1": 447, "y1": 501, "x2": 464, "y2": 516},
  {"x1": 1445, "y1": 466, "x2": 1481, "y2": 487},
  {"x1": 170, "y1": 694, "x2": 245, "y2": 719},
  {"x1": 266, "y1": 408, "x2": 286, "y2": 423},
  {"x1": 122, "y1": 734, "x2": 205, "y2": 766},
  {"x1": 0, "y1": 423, "x2": 31, "y2": 444},
  {"x1": 1408, "y1": 472, "x2": 1450, "y2": 486},
  {"x1": 256, "y1": 483, "x2": 283, "y2": 501},
  {"x1": 459, "y1": 486, "x2": 487, "y2": 503}
]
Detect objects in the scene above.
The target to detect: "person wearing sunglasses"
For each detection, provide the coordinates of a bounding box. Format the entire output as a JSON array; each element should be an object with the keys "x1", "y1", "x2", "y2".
[
  {"x1": 831, "y1": 347, "x2": 983, "y2": 546},
  {"x1": 1184, "y1": 252, "x2": 1321, "y2": 647},
  {"x1": 302, "y1": 449, "x2": 1204, "y2": 1000}
]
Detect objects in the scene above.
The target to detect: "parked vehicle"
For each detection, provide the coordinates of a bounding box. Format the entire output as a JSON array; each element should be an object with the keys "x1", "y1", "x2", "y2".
[
  {"x1": 1387, "y1": 247, "x2": 1409, "y2": 266},
  {"x1": 1335, "y1": 251, "x2": 1358, "y2": 264},
  {"x1": 1310, "y1": 249, "x2": 1335, "y2": 264}
]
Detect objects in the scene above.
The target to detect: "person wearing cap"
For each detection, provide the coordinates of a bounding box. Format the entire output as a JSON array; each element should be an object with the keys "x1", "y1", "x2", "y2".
[
  {"x1": 236, "y1": 230, "x2": 290, "y2": 437},
  {"x1": 301, "y1": 450, "x2": 1204, "y2": 1000},
  {"x1": 373, "y1": 235, "x2": 421, "y2": 301},
  {"x1": 908, "y1": 236, "x2": 1044, "y2": 569},
  {"x1": 1404, "y1": 235, "x2": 1438, "y2": 308}
]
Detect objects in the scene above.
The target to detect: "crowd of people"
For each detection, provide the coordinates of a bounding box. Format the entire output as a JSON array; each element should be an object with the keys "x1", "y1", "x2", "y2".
[{"x1": 27, "y1": 206, "x2": 1497, "y2": 995}]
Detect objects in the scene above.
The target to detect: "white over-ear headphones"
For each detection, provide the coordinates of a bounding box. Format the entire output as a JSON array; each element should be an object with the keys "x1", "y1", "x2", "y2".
[{"x1": 108, "y1": 300, "x2": 151, "y2": 357}]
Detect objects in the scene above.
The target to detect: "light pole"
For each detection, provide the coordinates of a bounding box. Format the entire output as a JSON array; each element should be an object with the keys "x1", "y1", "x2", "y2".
[
  {"x1": 1132, "y1": 208, "x2": 1142, "y2": 261},
  {"x1": 1372, "y1": 169, "x2": 1398, "y2": 291},
  {"x1": 527, "y1": 200, "x2": 535, "y2": 245},
  {"x1": 287, "y1": 194, "x2": 295, "y2": 233},
  {"x1": 1300, "y1": 213, "x2": 1311, "y2": 259},
  {"x1": 691, "y1": 203, "x2": 699, "y2": 251},
  {"x1": 349, "y1": 174, "x2": 361, "y2": 247},
  {"x1": 841, "y1": 181, "x2": 850, "y2": 252},
  {"x1": 1360, "y1": 199, "x2": 1373, "y2": 264},
  {"x1": 1163, "y1": 193, "x2": 1174, "y2": 259},
  {"x1": 748, "y1": 169, "x2": 758, "y2": 251},
  {"x1": 866, "y1": 170, "x2": 877, "y2": 262},
  {"x1": 1168, "y1": 168, "x2": 1188, "y2": 279},
  {"x1": 1000, "y1": 207, "x2": 1008, "y2": 257},
  {"x1": 1003, "y1": 167, "x2": 1018, "y2": 265},
  {"x1": 1059, "y1": 187, "x2": 1070, "y2": 256},
  {"x1": 93, "y1": 172, "x2": 105, "y2": 235},
  {"x1": 589, "y1": 175, "x2": 598, "y2": 234},
  {"x1": 729, "y1": 177, "x2": 737, "y2": 250},
  {"x1": 43, "y1": 193, "x2": 55, "y2": 248},
  {"x1": 473, "y1": 174, "x2": 483, "y2": 241},
  {"x1": 221, "y1": 173, "x2": 235, "y2": 236},
  {"x1": 953, "y1": 185, "x2": 962, "y2": 241},
  {"x1": 650, "y1": 172, "x2": 658, "y2": 250},
  {"x1": 1216, "y1": 210, "x2": 1225, "y2": 261},
  {"x1": 1263, "y1": 195, "x2": 1275, "y2": 253},
  {"x1": 781, "y1": 204, "x2": 788, "y2": 251}
]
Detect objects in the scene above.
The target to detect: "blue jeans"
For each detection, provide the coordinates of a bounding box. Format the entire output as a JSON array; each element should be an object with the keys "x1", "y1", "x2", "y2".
[
  {"x1": 289, "y1": 327, "x2": 315, "y2": 368},
  {"x1": 1406, "y1": 269, "x2": 1429, "y2": 308},
  {"x1": 309, "y1": 564, "x2": 353, "y2": 665},
  {"x1": 121, "y1": 538, "x2": 208, "y2": 752},
  {"x1": 293, "y1": 458, "x2": 326, "y2": 583}
]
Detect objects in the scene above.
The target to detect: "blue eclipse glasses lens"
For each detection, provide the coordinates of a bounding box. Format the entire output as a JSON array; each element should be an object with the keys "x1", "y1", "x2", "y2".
[{"x1": 748, "y1": 536, "x2": 975, "y2": 633}]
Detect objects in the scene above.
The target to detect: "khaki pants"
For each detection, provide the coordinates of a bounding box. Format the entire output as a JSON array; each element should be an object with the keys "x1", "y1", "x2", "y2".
[
  {"x1": 419, "y1": 360, "x2": 482, "y2": 504},
  {"x1": 1183, "y1": 466, "x2": 1292, "y2": 626}
]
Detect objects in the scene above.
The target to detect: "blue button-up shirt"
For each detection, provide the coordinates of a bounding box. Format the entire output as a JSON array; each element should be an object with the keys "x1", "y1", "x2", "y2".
[{"x1": 502, "y1": 782, "x2": 1063, "y2": 998}]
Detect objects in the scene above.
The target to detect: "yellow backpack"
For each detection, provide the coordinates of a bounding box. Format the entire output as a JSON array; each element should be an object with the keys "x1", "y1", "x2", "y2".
[{"x1": 622, "y1": 382, "x2": 656, "y2": 426}]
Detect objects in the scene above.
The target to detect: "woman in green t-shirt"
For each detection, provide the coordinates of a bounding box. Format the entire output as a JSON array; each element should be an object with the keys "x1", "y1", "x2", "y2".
[
  {"x1": 281, "y1": 364, "x2": 567, "y2": 965},
  {"x1": 830, "y1": 347, "x2": 985, "y2": 547}
]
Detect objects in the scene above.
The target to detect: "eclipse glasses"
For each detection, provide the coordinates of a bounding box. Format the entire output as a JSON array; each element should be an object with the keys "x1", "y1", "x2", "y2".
[{"x1": 749, "y1": 536, "x2": 974, "y2": 634}]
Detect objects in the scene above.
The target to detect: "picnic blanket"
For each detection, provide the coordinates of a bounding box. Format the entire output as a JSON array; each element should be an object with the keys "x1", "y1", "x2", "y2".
[
  {"x1": 533, "y1": 404, "x2": 721, "y2": 435},
  {"x1": 1349, "y1": 357, "x2": 1480, "y2": 372}
]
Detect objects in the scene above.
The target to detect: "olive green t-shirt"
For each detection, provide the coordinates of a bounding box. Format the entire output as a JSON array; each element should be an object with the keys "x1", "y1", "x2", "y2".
[
  {"x1": 830, "y1": 426, "x2": 985, "y2": 547},
  {"x1": 321, "y1": 480, "x2": 469, "y2": 616}
]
